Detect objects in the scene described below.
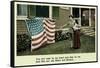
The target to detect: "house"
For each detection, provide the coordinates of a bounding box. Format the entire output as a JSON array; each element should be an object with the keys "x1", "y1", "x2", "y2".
[{"x1": 16, "y1": 3, "x2": 96, "y2": 36}]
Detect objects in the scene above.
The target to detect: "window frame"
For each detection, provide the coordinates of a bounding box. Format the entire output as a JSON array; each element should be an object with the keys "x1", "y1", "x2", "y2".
[{"x1": 17, "y1": 5, "x2": 51, "y2": 20}]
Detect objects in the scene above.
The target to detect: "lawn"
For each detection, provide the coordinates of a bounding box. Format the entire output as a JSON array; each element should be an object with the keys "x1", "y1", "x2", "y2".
[{"x1": 17, "y1": 35, "x2": 95, "y2": 56}]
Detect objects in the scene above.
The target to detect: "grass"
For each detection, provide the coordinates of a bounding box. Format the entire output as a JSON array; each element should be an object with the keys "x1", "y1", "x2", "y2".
[{"x1": 17, "y1": 35, "x2": 95, "y2": 56}]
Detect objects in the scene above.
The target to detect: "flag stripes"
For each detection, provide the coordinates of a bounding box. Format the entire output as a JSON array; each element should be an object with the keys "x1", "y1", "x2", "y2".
[{"x1": 44, "y1": 18, "x2": 55, "y2": 44}]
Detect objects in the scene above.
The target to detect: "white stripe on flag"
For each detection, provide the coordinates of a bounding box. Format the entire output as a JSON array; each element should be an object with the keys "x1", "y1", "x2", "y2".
[
  {"x1": 31, "y1": 37, "x2": 47, "y2": 50},
  {"x1": 44, "y1": 20, "x2": 55, "y2": 28},
  {"x1": 44, "y1": 24, "x2": 55, "y2": 32},
  {"x1": 47, "y1": 36, "x2": 55, "y2": 40},
  {"x1": 47, "y1": 40, "x2": 55, "y2": 44},
  {"x1": 32, "y1": 33, "x2": 46, "y2": 44},
  {"x1": 44, "y1": 18, "x2": 55, "y2": 25},
  {"x1": 31, "y1": 30, "x2": 45, "y2": 39},
  {"x1": 46, "y1": 31, "x2": 55, "y2": 36}
]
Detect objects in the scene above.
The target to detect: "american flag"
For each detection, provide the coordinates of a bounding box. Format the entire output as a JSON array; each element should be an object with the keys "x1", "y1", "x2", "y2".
[{"x1": 26, "y1": 17, "x2": 55, "y2": 50}]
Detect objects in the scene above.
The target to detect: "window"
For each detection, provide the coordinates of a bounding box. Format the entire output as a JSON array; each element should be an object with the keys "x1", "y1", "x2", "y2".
[
  {"x1": 17, "y1": 4, "x2": 27, "y2": 16},
  {"x1": 52, "y1": 7, "x2": 59, "y2": 19},
  {"x1": 72, "y1": 8, "x2": 79, "y2": 18},
  {"x1": 28, "y1": 5, "x2": 36, "y2": 17},
  {"x1": 17, "y1": 5, "x2": 49, "y2": 18},
  {"x1": 36, "y1": 6, "x2": 49, "y2": 17}
]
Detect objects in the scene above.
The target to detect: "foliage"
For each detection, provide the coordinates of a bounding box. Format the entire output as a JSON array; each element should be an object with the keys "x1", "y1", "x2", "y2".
[
  {"x1": 17, "y1": 34, "x2": 31, "y2": 52},
  {"x1": 55, "y1": 30, "x2": 71, "y2": 41}
]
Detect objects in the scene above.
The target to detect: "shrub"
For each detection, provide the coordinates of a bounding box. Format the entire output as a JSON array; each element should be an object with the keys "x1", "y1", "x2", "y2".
[{"x1": 17, "y1": 34, "x2": 31, "y2": 52}]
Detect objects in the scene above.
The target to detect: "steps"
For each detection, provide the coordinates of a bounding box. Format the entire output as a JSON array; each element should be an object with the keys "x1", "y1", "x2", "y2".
[{"x1": 81, "y1": 27, "x2": 95, "y2": 36}]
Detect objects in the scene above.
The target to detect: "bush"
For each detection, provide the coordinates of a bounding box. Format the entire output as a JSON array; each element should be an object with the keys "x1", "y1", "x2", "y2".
[
  {"x1": 55, "y1": 30, "x2": 71, "y2": 42},
  {"x1": 17, "y1": 34, "x2": 31, "y2": 52}
]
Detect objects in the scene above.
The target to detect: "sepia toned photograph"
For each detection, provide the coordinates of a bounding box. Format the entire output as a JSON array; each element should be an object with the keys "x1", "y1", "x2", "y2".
[
  {"x1": 11, "y1": 1, "x2": 98, "y2": 67},
  {"x1": 16, "y1": 2, "x2": 97, "y2": 56}
]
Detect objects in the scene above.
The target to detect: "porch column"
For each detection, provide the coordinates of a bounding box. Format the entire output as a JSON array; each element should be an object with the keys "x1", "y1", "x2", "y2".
[
  {"x1": 70, "y1": 7, "x2": 72, "y2": 15},
  {"x1": 79, "y1": 8, "x2": 81, "y2": 26},
  {"x1": 89, "y1": 9, "x2": 91, "y2": 26},
  {"x1": 49, "y1": 6, "x2": 52, "y2": 19}
]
